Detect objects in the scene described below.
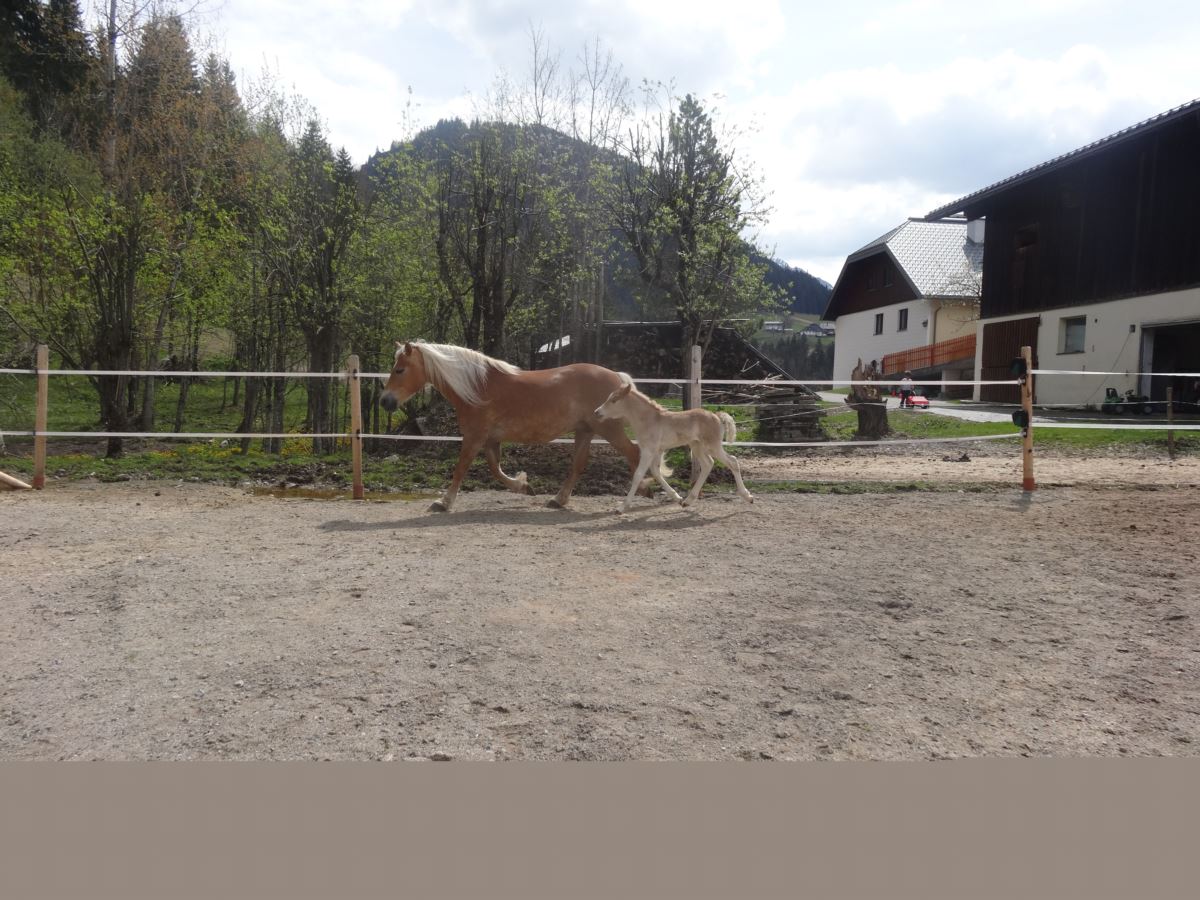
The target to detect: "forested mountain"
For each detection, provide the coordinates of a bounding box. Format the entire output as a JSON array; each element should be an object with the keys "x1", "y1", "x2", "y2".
[
  {"x1": 753, "y1": 253, "x2": 832, "y2": 316},
  {"x1": 365, "y1": 121, "x2": 831, "y2": 323}
]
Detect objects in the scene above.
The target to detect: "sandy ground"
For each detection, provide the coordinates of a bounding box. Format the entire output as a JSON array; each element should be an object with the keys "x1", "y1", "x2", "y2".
[{"x1": 2, "y1": 447, "x2": 1199, "y2": 761}]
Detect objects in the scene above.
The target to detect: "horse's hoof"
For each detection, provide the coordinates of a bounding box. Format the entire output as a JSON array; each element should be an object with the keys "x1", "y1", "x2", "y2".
[
  {"x1": 516, "y1": 472, "x2": 533, "y2": 495},
  {"x1": 546, "y1": 498, "x2": 566, "y2": 510},
  {"x1": 428, "y1": 500, "x2": 449, "y2": 513}
]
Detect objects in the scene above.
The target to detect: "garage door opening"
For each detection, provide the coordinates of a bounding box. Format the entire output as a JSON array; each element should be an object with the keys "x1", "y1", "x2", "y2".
[{"x1": 1141, "y1": 321, "x2": 1200, "y2": 407}]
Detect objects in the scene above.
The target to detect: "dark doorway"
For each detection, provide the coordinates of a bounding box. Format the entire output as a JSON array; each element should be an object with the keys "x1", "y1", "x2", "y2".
[{"x1": 1145, "y1": 321, "x2": 1200, "y2": 406}]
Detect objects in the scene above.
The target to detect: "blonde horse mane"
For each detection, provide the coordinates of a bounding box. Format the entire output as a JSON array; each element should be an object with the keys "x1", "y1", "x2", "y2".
[
  {"x1": 408, "y1": 342, "x2": 521, "y2": 406},
  {"x1": 615, "y1": 372, "x2": 666, "y2": 411}
]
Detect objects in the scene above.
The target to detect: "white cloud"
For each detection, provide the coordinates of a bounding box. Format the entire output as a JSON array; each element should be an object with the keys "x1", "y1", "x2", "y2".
[{"x1": 204, "y1": 0, "x2": 1200, "y2": 284}]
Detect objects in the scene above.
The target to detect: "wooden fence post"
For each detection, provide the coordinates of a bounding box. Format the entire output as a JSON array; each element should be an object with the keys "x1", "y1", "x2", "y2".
[
  {"x1": 1021, "y1": 345, "x2": 1035, "y2": 493},
  {"x1": 33, "y1": 344, "x2": 48, "y2": 490},
  {"x1": 1167, "y1": 386, "x2": 1175, "y2": 460},
  {"x1": 347, "y1": 354, "x2": 364, "y2": 500},
  {"x1": 687, "y1": 344, "x2": 702, "y2": 410}
]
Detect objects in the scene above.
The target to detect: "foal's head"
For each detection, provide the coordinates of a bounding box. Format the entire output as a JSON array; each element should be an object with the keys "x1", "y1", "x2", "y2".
[
  {"x1": 379, "y1": 342, "x2": 428, "y2": 412},
  {"x1": 594, "y1": 379, "x2": 635, "y2": 421}
]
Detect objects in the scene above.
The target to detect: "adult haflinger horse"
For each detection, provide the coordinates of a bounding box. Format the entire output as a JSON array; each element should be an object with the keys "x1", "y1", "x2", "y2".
[
  {"x1": 379, "y1": 341, "x2": 648, "y2": 512},
  {"x1": 594, "y1": 374, "x2": 754, "y2": 514}
]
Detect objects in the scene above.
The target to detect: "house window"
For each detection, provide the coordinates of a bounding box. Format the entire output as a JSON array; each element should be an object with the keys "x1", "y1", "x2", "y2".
[
  {"x1": 898, "y1": 308, "x2": 908, "y2": 331},
  {"x1": 1060, "y1": 316, "x2": 1086, "y2": 354},
  {"x1": 883, "y1": 259, "x2": 894, "y2": 287},
  {"x1": 874, "y1": 313, "x2": 884, "y2": 335}
]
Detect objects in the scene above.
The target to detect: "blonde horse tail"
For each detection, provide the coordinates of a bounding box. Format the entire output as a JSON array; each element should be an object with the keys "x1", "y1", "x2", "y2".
[
  {"x1": 718, "y1": 412, "x2": 737, "y2": 443},
  {"x1": 658, "y1": 452, "x2": 674, "y2": 479}
]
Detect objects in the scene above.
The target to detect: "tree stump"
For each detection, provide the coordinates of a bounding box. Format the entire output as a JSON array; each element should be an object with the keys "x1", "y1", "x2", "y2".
[{"x1": 847, "y1": 400, "x2": 890, "y2": 440}]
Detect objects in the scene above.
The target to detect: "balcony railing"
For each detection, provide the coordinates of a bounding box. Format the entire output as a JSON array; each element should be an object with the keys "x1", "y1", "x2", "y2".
[{"x1": 882, "y1": 334, "x2": 976, "y2": 377}]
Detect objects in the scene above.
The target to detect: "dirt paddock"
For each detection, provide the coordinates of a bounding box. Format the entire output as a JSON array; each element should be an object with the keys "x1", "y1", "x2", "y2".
[{"x1": 3, "y1": 447, "x2": 1199, "y2": 761}]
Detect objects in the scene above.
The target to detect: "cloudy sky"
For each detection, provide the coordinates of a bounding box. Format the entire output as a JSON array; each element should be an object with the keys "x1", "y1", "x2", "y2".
[{"x1": 205, "y1": 0, "x2": 1199, "y2": 285}]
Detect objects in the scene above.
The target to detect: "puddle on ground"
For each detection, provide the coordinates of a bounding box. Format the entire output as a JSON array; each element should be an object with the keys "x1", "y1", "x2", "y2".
[{"x1": 249, "y1": 486, "x2": 436, "y2": 502}]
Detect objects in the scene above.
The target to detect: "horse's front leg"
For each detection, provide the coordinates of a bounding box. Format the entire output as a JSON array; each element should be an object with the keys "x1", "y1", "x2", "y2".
[
  {"x1": 430, "y1": 437, "x2": 485, "y2": 512},
  {"x1": 484, "y1": 440, "x2": 532, "y2": 496},
  {"x1": 548, "y1": 428, "x2": 592, "y2": 509},
  {"x1": 595, "y1": 418, "x2": 653, "y2": 497},
  {"x1": 681, "y1": 443, "x2": 714, "y2": 507},
  {"x1": 619, "y1": 449, "x2": 656, "y2": 513}
]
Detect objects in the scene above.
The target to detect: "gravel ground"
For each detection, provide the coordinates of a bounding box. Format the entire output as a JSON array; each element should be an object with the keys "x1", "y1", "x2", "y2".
[{"x1": 2, "y1": 447, "x2": 1198, "y2": 761}]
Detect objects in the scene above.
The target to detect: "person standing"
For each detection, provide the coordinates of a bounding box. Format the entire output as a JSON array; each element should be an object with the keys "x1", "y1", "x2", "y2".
[{"x1": 899, "y1": 371, "x2": 915, "y2": 408}]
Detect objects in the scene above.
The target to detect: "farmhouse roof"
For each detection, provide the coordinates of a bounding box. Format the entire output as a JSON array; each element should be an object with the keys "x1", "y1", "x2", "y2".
[
  {"x1": 924, "y1": 97, "x2": 1200, "y2": 220},
  {"x1": 849, "y1": 218, "x2": 983, "y2": 299}
]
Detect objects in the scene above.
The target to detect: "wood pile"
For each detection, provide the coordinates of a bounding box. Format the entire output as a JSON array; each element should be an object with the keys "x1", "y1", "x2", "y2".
[{"x1": 753, "y1": 387, "x2": 825, "y2": 443}]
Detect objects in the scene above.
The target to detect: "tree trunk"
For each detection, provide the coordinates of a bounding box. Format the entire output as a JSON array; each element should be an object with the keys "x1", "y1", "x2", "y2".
[
  {"x1": 238, "y1": 378, "x2": 261, "y2": 454},
  {"x1": 305, "y1": 334, "x2": 336, "y2": 455},
  {"x1": 848, "y1": 401, "x2": 890, "y2": 441}
]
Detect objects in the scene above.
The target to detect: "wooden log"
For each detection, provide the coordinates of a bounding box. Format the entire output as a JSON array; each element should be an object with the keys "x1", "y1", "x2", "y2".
[
  {"x1": 687, "y1": 344, "x2": 702, "y2": 410},
  {"x1": 1021, "y1": 345, "x2": 1035, "y2": 492},
  {"x1": 1, "y1": 470, "x2": 33, "y2": 490},
  {"x1": 1167, "y1": 386, "x2": 1175, "y2": 460},
  {"x1": 33, "y1": 344, "x2": 48, "y2": 489},
  {"x1": 348, "y1": 354, "x2": 364, "y2": 500}
]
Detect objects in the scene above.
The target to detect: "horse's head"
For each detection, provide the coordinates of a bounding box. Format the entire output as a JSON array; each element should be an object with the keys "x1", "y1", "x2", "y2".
[
  {"x1": 380, "y1": 341, "x2": 427, "y2": 412},
  {"x1": 593, "y1": 379, "x2": 634, "y2": 421}
]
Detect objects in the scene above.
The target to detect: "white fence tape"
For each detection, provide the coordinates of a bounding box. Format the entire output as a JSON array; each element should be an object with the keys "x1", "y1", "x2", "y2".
[
  {"x1": 1032, "y1": 369, "x2": 1200, "y2": 378},
  {"x1": 0, "y1": 429, "x2": 1029, "y2": 448},
  {"x1": 3, "y1": 367, "x2": 1017, "y2": 389}
]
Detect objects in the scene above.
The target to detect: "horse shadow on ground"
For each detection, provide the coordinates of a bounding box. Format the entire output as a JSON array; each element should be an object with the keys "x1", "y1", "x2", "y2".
[{"x1": 319, "y1": 503, "x2": 739, "y2": 534}]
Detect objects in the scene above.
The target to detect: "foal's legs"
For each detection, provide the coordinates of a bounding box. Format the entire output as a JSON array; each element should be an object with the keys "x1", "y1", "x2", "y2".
[
  {"x1": 619, "y1": 447, "x2": 657, "y2": 513},
  {"x1": 595, "y1": 417, "x2": 653, "y2": 497},
  {"x1": 548, "y1": 429, "x2": 593, "y2": 509},
  {"x1": 681, "y1": 441, "x2": 715, "y2": 506},
  {"x1": 483, "y1": 440, "x2": 531, "y2": 495},
  {"x1": 648, "y1": 453, "x2": 682, "y2": 503},
  {"x1": 714, "y1": 445, "x2": 754, "y2": 502},
  {"x1": 430, "y1": 436, "x2": 485, "y2": 512}
]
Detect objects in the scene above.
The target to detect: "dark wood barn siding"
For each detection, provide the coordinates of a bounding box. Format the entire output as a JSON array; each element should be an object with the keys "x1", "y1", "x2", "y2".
[
  {"x1": 973, "y1": 112, "x2": 1200, "y2": 318},
  {"x1": 825, "y1": 253, "x2": 918, "y2": 318}
]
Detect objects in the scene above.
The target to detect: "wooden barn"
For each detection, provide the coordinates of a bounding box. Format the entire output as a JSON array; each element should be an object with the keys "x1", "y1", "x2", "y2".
[{"x1": 925, "y1": 98, "x2": 1200, "y2": 407}]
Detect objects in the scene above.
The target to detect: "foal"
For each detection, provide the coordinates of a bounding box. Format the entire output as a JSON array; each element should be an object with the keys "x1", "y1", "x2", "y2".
[{"x1": 594, "y1": 375, "x2": 754, "y2": 513}]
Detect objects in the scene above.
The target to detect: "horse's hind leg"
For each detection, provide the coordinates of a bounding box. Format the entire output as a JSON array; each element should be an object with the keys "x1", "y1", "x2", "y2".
[
  {"x1": 595, "y1": 418, "x2": 653, "y2": 497},
  {"x1": 715, "y1": 446, "x2": 754, "y2": 502},
  {"x1": 484, "y1": 440, "x2": 532, "y2": 495},
  {"x1": 430, "y1": 437, "x2": 485, "y2": 512},
  {"x1": 648, "y1": 455, "x2": 682, "y2": 503},
  {"x1": 548, "y1": 429, "x2": 592, "y2": 509},
  {"x1": 681, "y1": 442, "x2": 714, "y2": 507}
]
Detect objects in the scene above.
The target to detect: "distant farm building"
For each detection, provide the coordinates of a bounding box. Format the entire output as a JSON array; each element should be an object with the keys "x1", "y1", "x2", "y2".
[{"x1": 824, "y1": 218, "x2": 983, "y2": 397}]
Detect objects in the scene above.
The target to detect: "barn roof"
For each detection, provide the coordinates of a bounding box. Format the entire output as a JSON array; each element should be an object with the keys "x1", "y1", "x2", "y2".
[{"x1": 925, "y1": 97, "x2": 1200, "y2": 220}]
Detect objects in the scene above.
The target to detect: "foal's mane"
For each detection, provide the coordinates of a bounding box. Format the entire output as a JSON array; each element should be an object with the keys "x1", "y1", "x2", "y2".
[
  {"x1": 407, "y1": 342, "x2": 521, "y2": 406},
  {"x1": 616, "y1": 372, "x2": 665, "y2": 411}
]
